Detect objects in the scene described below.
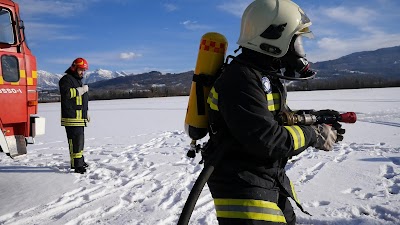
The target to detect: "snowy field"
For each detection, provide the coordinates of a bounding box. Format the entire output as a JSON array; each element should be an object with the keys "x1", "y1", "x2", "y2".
[{"x1": 1, "y1": 87, "x2": 399, "y2": 225}]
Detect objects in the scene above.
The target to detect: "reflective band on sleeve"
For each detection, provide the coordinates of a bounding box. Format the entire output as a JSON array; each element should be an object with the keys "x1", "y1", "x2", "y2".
[
  {"x1": 266, "y1": 93, "x2": 280, "y2": 112},
  {"x1": 76, "y1": 95, "x2": 82, "y2": 106},
  {"x1": 207, "y1": 87, "x2": 219, "y2": 111},
  {"x1": 213, "y1": 198, "x2": 286, "y2": 223},
  {"x1": 70, "y1": 88, "x2": 77, "y2": 98},
  {"x1": 284, "y1": 125, "x2": 305, "y2": 150}
]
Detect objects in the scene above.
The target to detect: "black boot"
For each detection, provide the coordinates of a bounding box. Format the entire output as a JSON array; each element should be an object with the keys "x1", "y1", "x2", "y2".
[
  {"x1": 83, "y1": 162, "x2": 89, "y2": 168},
  {"x1": 74, "y1": 167, "x2": 86, "y2": 174}
]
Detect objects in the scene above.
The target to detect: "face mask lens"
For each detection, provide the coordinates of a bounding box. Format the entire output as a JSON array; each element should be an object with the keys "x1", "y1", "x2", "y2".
[{"x1": 293, "y1": 35, "x2": 306, "y2": 57}]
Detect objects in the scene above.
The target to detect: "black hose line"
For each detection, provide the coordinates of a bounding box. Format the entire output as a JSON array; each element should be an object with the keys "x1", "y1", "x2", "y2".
[{"x1": 177, "y1": 146, "x2": 226, "y2": 225}]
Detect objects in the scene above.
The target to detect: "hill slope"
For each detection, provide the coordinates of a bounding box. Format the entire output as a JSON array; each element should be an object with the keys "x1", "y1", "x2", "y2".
[{"x1": 37, "y1": 46, "x2": 400, "y2": 91}]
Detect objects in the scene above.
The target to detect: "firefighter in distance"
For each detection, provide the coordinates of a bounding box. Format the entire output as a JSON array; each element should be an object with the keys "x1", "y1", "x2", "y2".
[
  {"x1": 204, "y1": 0, "x2": 345, "y2": 224},
  {"x1": 59, "y1": 58, "x2": 90, "y2": 174}
]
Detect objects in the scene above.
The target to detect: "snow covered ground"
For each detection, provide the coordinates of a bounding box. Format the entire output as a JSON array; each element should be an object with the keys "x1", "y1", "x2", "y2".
[{"x1": 1, "y1": 87, "x2": 399, "y2": 225}]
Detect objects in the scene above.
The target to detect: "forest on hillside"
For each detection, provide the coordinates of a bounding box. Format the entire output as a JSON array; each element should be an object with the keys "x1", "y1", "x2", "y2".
[{"x1": 39, "y1": 74, "x2": 400, "y2": 103}]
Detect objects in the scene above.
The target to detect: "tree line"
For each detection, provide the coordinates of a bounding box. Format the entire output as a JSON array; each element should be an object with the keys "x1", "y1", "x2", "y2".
[
  {"x1": 287, "y1": 74, "x2": 400, "y2": 91},
  {"x1": 39, "y1": 75, "x2": 400, "y2": 103}
]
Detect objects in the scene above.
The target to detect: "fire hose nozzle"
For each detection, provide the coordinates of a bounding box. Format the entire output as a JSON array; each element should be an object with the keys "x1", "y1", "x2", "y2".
[{"x1": 339, "y1": 112, "x2": 357, "y2": 123}]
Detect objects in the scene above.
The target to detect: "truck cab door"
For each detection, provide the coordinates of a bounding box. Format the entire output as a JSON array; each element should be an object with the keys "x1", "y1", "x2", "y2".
[{"x1": 0, "y1": 6, "x2": 29, "y2": 157}]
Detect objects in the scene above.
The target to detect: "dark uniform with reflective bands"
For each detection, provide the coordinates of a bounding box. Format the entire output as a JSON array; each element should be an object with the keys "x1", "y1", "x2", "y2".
[
  {"x1": 59, "y1": 69, "x2": 89, "y2": 169},
  {"x1": 205, "y1": 49, "x2": 318, "y2": 225}
]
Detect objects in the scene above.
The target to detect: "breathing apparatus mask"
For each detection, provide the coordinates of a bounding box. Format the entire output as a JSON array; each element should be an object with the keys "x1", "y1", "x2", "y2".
[{"x1": 280, "y1": 35, "x2": 316, "y2": 79}]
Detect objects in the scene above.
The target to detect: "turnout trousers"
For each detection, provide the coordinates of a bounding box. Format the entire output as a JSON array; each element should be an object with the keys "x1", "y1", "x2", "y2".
[
  {"x1": 65, "y1": 126, "x2": 85, "y2": 169},
  {"x1": 207, "y1": 165, "x2": 296, "y2": 225},
  {"x1": 209, "y1": 185, "x2": 296, "y2": 225}
]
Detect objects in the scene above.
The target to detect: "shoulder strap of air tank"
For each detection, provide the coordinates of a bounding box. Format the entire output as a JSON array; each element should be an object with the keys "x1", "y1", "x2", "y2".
[{"x1": 192, "y1": 63, "x2": 226, "y2": 115}]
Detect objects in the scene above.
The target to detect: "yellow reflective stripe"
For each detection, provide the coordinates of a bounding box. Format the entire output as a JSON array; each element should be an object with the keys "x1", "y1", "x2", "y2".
[
  {"x1": 71, "y1": 151, "x2": 83, "y2": 159},
  {"x1": 70, "y1": 88, "x2": 77, "y2": 98},
  {"x1": 214, "y1": 199, "x2": 286, "y2": 223},
  {"x1": 76, "y1": 110, "x2": 82, "y2": 119},
  {"x1": 68, "y1": 139, "x2": 72, "y2": 154},
  {"x1": 266, "y1": 93, "x2": 280, "y2": 111},
  {"x1": 284, "y1": 125, "x2": 305, "y2": 150},
  {"x1": 76, "y1": 95, "x2": 82, "y2": 105},
  {"x1": 207, "y1": 87, "x2": 219, "y2": 111},
  {"x1": 294, "y1": 126, "x2": 305, "y2": 147},
  {"x1": 61, "y1": 118, "x2": 86, "y2": 126},
  {"x1": 62, "y1": 118, "x2": 85, "y2": 122},
  {"x1": 69, "y1": 139, "x2": 74, "y2": 166},
  {"x1": 68, "y1": 139, "x2": 73, "y2": 154},
  {"x1": 61, "y1": 122, "x2": 86, "y2": 127},
  {"x1": 290, "y1": 181, "x2": 300, "y2": 204}
]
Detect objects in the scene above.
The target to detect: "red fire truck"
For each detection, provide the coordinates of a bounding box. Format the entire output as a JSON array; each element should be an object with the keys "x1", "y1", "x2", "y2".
[{"x1": 0, "y1": 0, "x2": 45, "y2": 158}]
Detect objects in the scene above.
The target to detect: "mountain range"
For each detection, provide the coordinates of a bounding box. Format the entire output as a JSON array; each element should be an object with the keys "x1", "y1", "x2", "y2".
[
  {"x1": 37, "y1": 46, "x2": 400, "y2": 91},
  {"x1": 37, "y1": 69, "x2": 129, "y2": 90},
  {"x1": 311, "y1": 46, "x2": 400, "y2": 77}
]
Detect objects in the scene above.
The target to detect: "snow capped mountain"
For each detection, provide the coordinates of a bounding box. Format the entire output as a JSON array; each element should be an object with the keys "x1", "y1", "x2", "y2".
[
  {"x1": 83, "y1": 69, "x2": 127, "y2": 84},
  {"x1": 37, "y1": 69, "x2": 127, "y2": 90},
  {"x1": 37, "y1": 70, "x2": 62, "y2": 90}
]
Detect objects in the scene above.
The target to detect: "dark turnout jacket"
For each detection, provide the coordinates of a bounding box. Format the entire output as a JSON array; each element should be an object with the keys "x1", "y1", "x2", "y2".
[
  {"x1": 59, "y1": 69, "x2": 89, "y2": 127},
  {"x1": 206, "y1": 49, "x2": 317, "y2": 213}
]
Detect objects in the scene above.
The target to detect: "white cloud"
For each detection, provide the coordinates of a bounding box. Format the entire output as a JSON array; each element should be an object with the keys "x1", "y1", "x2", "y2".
[
  {"x1": 47, "y1": 50, "x2": 140, "y2": 69},
  {"x1": 307, "y1": 33, "x2": 400, "y2": 62},
  {"x1": 16, "y1": 0, "x2": 88, "y2": 18},
  {"x1": 25, "y1": 22, "x2": 81, "y2": 41},
  {"x1": 163, "y1": 3, "x2": 178, "y2": 12},
  {"x1": 217, "y1": 0, "x2": 252, "y2": 17},
  {"x1": 323, "y1": 6, "x2": 377, "y2": 26},
  {"x1": 15, "y1": 0, "x2": 100, "y2": 41},
  {"x1": 180, "y1": 20, "x2": 211, "y2": 31},
  {"x1": 120, "y1": 52, "x2": 142, "y2": 60},
  {"x1": 304, "y1": 3, "x2": 400, "y2": 62}
]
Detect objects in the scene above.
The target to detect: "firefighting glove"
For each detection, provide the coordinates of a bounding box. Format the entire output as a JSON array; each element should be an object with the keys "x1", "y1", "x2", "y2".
[
  {"x1": 311, "y1": 124, "x2": 337, "y2": 151},
  {"x1": 332, "y1": 122, "x2": 345, "y2": 142},
  {"x1": 76, "y1": 85, "x2": 89, "y2": 96},
  {"x1": 314, "y1": 109, "x2": 340, "y2": 124},
  {"x1": 87, "y1": 113, "x2": 90, "y2": 123}
]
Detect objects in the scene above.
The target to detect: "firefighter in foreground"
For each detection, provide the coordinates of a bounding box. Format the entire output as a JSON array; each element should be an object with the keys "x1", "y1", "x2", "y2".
[
  {"x1": 204, "y1": 0, "x2": 344, "y2": 224},
  {"x1": 59, "y1": 58, "x2": 90, "y2": 174}
]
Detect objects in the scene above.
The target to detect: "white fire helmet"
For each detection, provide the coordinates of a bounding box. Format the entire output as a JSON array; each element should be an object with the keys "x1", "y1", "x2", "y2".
[{"x1": 237, "y1": 0, "x2": 313, "y2": 58}]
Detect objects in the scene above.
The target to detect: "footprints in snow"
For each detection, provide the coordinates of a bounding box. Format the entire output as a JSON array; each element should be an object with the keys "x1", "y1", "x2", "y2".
[
  {"x1": 341, "y1": 187, "x2": 374, "y2": 200},
  {"x1": 298, "y1": 162, "x2": 325, "y2": 183},
  {"x1": 0, "y1": 130, "x2": 196, "y2": 224},
  {"x1": 303, "y1": 200, "x2": 330, "y2": 208},
  {"x1": 380, "y1": 164, "x2": 400, "y2": 195}
]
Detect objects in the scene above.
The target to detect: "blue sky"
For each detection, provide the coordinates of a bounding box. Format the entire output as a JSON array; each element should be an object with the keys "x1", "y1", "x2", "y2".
[{"x1": 16, "y1": 0, "x2": 400, "y2": 74}]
